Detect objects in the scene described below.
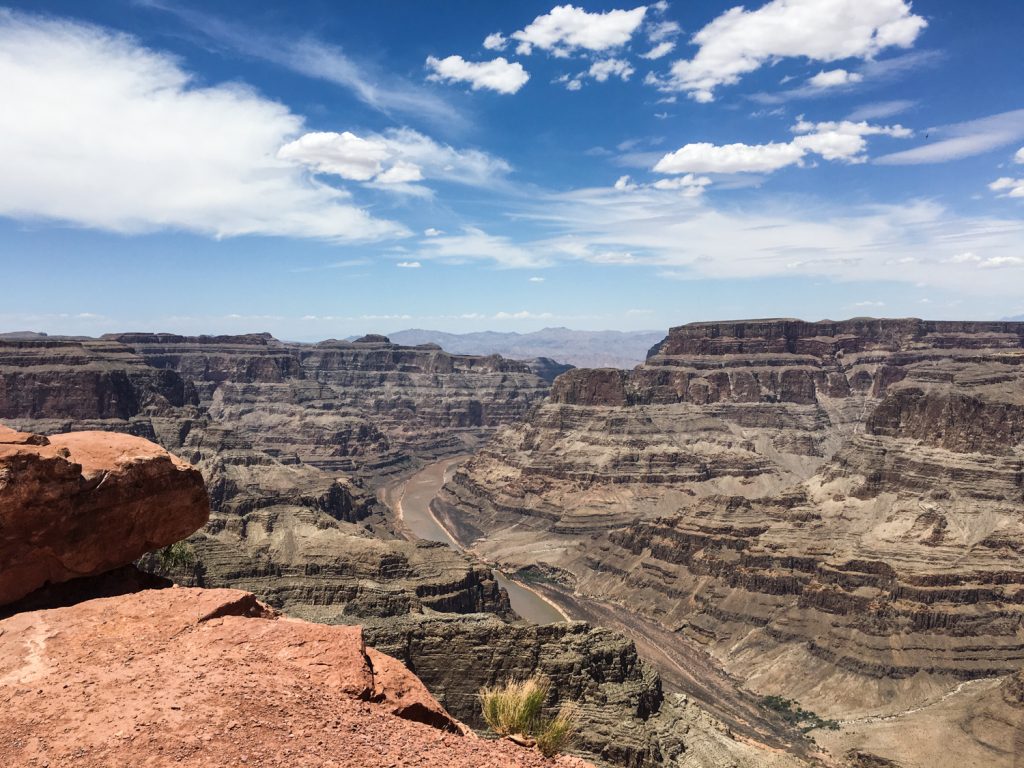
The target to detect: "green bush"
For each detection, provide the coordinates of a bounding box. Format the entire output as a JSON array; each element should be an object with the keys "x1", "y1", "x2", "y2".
[{"x1": 157, "y1": 540, "x2": 196, "y2": 572}]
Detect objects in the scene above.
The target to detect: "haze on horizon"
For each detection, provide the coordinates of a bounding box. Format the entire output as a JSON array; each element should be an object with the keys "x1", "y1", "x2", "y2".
[{"x1": 1, "y1": 0, "x2": 1022, "y2": 340}]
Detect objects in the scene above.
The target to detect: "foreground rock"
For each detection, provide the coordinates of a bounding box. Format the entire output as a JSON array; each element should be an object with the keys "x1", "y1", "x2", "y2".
[
  {"x1": 0, "y1": 426, "x2": 208, "y2": 606},
  {"x1": 0, "y1": 587, "x2": 589, "y2": 768},
  {"x1": 439, "y1": 318, "x2": 1024, "y2": 761}
]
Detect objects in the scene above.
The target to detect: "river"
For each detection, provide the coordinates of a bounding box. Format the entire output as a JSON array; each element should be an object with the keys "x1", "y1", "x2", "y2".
[{"x1": 388, "y1": 458, "x2": 568, "y2": 625}]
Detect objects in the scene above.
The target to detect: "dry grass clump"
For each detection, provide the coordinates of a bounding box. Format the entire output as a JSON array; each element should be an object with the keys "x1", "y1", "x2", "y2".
[
  {"x1": 479, "y1": 675, "x2": 579, "y2": 757},
  {"x1": 535, "y1": 701, "x2": 579, "y2": 757}
]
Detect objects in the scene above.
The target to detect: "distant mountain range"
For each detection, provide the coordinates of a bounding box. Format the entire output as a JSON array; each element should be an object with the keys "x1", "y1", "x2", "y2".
[{"x1": 388, "y1": 327, "x2": 664, "y2": 369}]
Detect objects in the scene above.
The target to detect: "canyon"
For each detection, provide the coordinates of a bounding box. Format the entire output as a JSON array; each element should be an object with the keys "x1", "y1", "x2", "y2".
[
  {"x1": 438, "y1": 318, "x2": 1024, "y2": 766},
  {"x1": 3, "y1": 318, "x2": 1022, "y2": 767}
]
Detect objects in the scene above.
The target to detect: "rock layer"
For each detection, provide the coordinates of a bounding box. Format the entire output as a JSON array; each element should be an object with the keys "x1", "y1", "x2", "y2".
[
  {"x1": 364, "y1": 613, "x2": 809, "y2": 768},
  {"x1": 0, "y1": 333, "x2": 548, "y2": 620},
  {"x1": 0, "y1": 587, "x2": 589, "y2": 768},
  {"x1": 439, "y1": 318, "x2": 1024, "y2": 714},
  {"x1": 0, "y1": 426, "x2": 208, "y2": 606}
]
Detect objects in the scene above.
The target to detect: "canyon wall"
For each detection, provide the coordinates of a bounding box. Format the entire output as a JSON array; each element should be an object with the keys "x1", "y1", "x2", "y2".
[
  {"x1": 439, "y1": 318, "x2": 1024, "y2": 715},
  {"x1": 0, "y1": 333, "x2": 550, "y2": 621}
]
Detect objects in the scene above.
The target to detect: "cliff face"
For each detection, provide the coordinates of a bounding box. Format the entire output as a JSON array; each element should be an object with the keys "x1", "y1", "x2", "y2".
[
  {"x1": 439, "y1": 318, "x2": 1024, "y2": 713},
  {"x1": 0, "y1": 333, "x2": 548, "y2": 621},
  {"x1": 365, "y1": 614, "x2": 808, "y2": 768}
]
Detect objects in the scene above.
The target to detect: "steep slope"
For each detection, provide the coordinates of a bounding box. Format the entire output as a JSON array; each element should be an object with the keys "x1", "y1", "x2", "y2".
[{"x1": 438, "y1": 319, "x2": 1024, "y2": 724}]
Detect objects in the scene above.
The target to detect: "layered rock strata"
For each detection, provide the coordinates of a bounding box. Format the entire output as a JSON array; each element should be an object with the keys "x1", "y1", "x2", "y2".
[
  {"x1": 0, "y1": 425, "x2": 208, "y2": 606},
  {"x1": 365, "y1": 613, "x2": 809, "y2": 768},
  {"x1": 0, "y1": 333, "x2": 548, "y2": 620},
  {"x1": 439, "y1": 319, "x2": 1024, "y2": 714}
]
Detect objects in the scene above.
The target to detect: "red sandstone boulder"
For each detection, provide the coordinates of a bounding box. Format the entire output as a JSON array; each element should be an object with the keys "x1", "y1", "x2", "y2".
[
  {"x1": 0, "y1": 587, "x2": 589, "y2": 767},
  {"x1": 0, "y1": 426, "x2": 209, "y2": 606}
]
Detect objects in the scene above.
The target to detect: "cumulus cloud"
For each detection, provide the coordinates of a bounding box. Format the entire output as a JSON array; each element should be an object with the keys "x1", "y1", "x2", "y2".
[
  {"x1": 642, "y1": 41, "x2": 676, "y2": 59},
  {"x1": 0, "y1": 10, "x2": 402, "y2": 241},
  {"x1": 588, "y1": 58, "x2": 635, "y2": 82},
  {"x1": 396, "y1": 261, "x2": 422, "y2": 268},
  {"x1": 989, "y1": 177, "x2": 1024, "y2": 198},
  {"x1": 424, "y1": 227, "x2": 444, "y2": 237},
  {"x1": 654, "y1": 119, "x2": 912, "y2": 174},
  {"x1": 510, "y1": 4, "x2": 647, "y2": 56},
  {"x1": 875, "y1": 109, "x2": 1024, "y2": 165},
  {"x1": 1016, "y1": 147, "x2": 1024, "y2": 163},
  {"x1": 616, "y1": 174, "x2": 711, "y2": 197},
  {"x1": 658, "y1": 0, "x2": 926, "y2": 102},
  {"x1": 483, "y1": 32, "x2": 507, "y2": 50},
  {"x1": 426, "y1": 55, "x2": 529, "y2": 94},
  {"x1": 807, "y1": 68, "x2": 863, "y2": 88},
  {"x1": 278, "y1": 128, "x2": 510, "y2": 188},
  {"x1": 529, "y1": 276, "x2": 546, "y2": 282}
]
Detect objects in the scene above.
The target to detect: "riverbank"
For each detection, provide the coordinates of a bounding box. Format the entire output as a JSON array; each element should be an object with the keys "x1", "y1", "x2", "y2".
[{"x1": 381, "y1": 458, "x2": 569, "y2": 625}]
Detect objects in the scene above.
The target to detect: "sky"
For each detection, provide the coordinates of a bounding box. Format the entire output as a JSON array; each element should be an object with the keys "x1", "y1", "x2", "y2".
[{"x1": 1, "y1": 0, "x2": 1023, "y2": 340}]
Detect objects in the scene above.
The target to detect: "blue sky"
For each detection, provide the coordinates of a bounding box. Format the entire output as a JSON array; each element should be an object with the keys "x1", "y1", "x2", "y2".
[{"x1": 1, "y1": 0, "x2": 1022, "y2": 339}]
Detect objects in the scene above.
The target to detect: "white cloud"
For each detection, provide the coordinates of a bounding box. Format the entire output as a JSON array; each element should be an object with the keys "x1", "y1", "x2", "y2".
[
  {"x1": 424, "y1": 227, "x2": 444, "y2": 237},
  {"x1": 807, "y1": 68, "x2": 863, "y2": 88},
  {"x1": 654, "y1": 119, "x2": 911, "y2": 174},
  {"x1": 588, "y1": 58, "x2": 635, "y2": 82},
  {"x1": 655, "y1": 142, "x2": 805, "y2": 174},
  {"x1": 561, "y1": 75, "x2": 584, "y2": 90},
  {"x1": 846, "y1": 99, "x2": 916, "y2": 121},
  {"x1": 418, "y1": 227, "x2": 550, "y2": 268},
  {"x1": 396, "y1": 261, "x2": 422, "y2": 268},
  {"x1": 0, "y1": 10, "x2": 402, "y2": 241},
  {"x1": 529, "y1": 276, "x2": 546, "y2": 282},
  {"x1": 853, "y1": 300, "x2": 885, "y2": 307},
  {"x1": 374, "y1": 161, "x2": 424, "y2": 184},
  {"x1": 989, "y1": 177, "x2": 1024, "y2": 198},
  {"x1": 278, "y1": 131, "x2": 392, "y2": 182},
  {"x1": 494, "y1": 310, "x2": 555, "y2": 320},
  {"x1": 512, "y1": 186, "x2": 1024, "y2": 296},
  {"x1": 278, "y1": 128, "x2": 510, "y2": 188},
  {"x1": 511, "y1": 4, "x2": 647, "y2": 56},
  {"x1": 426, "y1": 55, "x2": 530, "y2": 94},
  {"x1": 1014, "y1": 147, "x2": 1024, "y2": 163},
  {"x1": 875, "y1": 109, "x2": 1024, "y2": 165},
  {"x1": 660, "y1": 0, "x2": 926, "y2": 102},
  {"x1": 483, "y1": 32, "x2": 507, "y2": 50},
  {"x1": 642, "y1": 41, "x2": 676, "y2": 59}
]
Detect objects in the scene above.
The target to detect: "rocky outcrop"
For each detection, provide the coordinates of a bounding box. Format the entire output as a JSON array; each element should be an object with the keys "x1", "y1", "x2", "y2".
[
  {"x1": 440, "y1": 318, "x2": 1024, "y2": 718},
  {"x1": 0, "y1": 587, "x2": 589, "y2": 768},
  {"x1": 0, "y1": 426, "x2": 208, "y2": 606},
  {"x1": 364, "y1": 613, "x2": 808, "y2": 768},
  {"x1": 0, "y1": 333, "x2": 550, "y2": 621}
]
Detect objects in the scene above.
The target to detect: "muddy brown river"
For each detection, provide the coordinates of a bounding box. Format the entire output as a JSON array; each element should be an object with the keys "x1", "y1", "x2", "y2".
[{"x1": 389, "y1": 458, "x2": 567, "y2": 625}]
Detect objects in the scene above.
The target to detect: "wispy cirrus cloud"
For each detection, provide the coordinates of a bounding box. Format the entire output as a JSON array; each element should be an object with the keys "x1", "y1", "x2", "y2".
[
  {"x1": 138, "y1": 0, "x2": 464, "y2": 129},
  {"x1": 875, "y1": 109, "x2": 1024, "y2": 165}
]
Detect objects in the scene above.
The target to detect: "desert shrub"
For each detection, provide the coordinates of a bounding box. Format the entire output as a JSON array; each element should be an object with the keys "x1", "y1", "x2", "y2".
[
  {"x1": 535, "y1": 701, "x2": 579, "y2": 757},
  {"x1": 479, "y1": 675, "x2": 579, "y2": 757},
  {"x1": 480, "y1": 675, "x2": 550, "y2": 736}
]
